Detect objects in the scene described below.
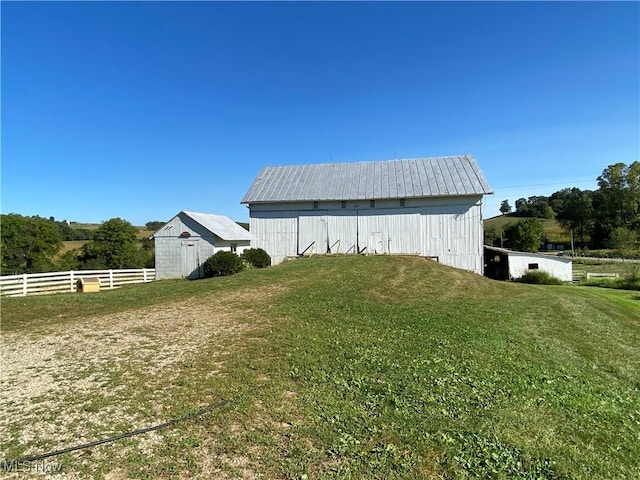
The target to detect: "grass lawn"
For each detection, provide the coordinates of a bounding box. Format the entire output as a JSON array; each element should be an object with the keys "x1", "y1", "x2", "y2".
[
  {"x1": 1, "y1": 256, "x2": 638, "y2": 479},
  {"x1": 573, "y1": 257, "x2": 639, "y2": 277}
]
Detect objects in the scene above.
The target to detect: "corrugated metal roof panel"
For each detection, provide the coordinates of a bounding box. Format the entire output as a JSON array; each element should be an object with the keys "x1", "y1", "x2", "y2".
[
  {"x1": 241, "y1": 155, "x2": 493, "y2": 203},
  {"x1": 181, "y1": 211, "x2": 254, "y2": 241}
]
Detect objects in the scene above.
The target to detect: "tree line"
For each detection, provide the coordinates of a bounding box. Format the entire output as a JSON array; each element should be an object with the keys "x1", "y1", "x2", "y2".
[
  {"x1": 1, "y1": 216, "x2": 159, "y2": 275},
  {"x1": 491, "y1": 162, "x2": 640, "y2": 253}
]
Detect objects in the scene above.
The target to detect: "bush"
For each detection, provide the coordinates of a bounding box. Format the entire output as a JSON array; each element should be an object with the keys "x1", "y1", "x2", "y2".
[
  {"x1": 241, "y1": 248, "x2": 271, "y2": 268},
  {"x1": 516, "y1": 270, "x2": 563, "y2": 285},
  {"x1": 616, "y1": 268, "x2": 640, "y2": 290},
  {"x1": 202, "y1": 251, "x2": 244, "y2": 278}
]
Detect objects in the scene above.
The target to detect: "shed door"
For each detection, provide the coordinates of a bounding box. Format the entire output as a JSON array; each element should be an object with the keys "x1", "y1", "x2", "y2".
[{"x1": 181, "y1": 240, "x2": 201, "y2": 279}]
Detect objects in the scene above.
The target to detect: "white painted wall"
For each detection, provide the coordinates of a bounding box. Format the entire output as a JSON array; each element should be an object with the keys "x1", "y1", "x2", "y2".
[
  {"x1": 507, "y1": 253, "x2": 573, "y2": 282},
  {"x1": 248, "y1": 196, "x2": 485, "y2": 274},
  {"x1": 155, "y1": 213, "x2": 250, "y2": 280}
]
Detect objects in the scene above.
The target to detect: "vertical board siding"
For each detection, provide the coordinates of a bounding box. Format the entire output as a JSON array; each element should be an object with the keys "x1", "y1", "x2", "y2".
[
  {"x1": 154, "y1": 212, "x2": 251, "y2": 279},
  {"x1": 249, "y1": 197, "x2": 484, "y2": 274}
]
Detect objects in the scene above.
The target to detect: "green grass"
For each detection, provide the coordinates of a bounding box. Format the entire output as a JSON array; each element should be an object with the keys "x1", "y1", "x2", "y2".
[
  {"x1": 2, "y1": 256, "x2": 639, "y2": 479},
  {"x1": 573, "y1": 258, "x2": 640, "y2": 277}
]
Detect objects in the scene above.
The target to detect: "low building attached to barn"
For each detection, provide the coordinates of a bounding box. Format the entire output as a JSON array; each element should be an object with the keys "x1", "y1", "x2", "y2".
[
  {"x1": 242, "y1": 155, "x2": 493, "y2": 274},
  {"x1": 153, "y1": 211, "x2": 253, "y2": 280},
  {"x1": 484, "y1": 245, "x2": 573, "y2": 282}
]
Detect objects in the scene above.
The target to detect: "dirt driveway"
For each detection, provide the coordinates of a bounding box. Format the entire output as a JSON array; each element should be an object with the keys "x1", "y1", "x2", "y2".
[{"x1": 1, "y1": 286, "x2": 282, "y2": 479}]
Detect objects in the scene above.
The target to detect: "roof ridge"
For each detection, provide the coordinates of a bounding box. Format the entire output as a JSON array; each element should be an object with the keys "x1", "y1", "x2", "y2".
[{"x1": 260, "y1": 154, "x2": 472, "y2": 170}]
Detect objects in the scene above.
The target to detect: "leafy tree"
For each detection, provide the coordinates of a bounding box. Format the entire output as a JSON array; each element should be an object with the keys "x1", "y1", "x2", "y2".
[
  {"x1": 54, "y1": 220, "x2": 92, "y2": 241},
  {"x1": 499, "y1": 200, "x2": 512, "y2": 215},
  {"x1": 80, "y1": 218, "x2": 143, "y2": 269},
  {"x1": 1, "y1": 214, "x2": 62, "y2": 274},
  {"x1": 594, "y1": 162, "x2": 640, "y2": 245},
  {"x1": 514, "y1": 198, "x2": 529, "y2": 216},
  {"x1": 504, "y1": 218, "x2": 544, "y2": 252},
  {"x1": 607, "y1": 227, "x2": 638, "y2": 255},
  {"x1": 483, "y1": 225, "x2": 503, "y2": 247},
  {"x1": 140, "y1": 237, "x2": 155, "y2": 268},
  {"x1": 145, "y1": 221, "x2": 165, "y2": 231},
  {"x1": 552, "y1": 188, "x2": 594, "y2": 242},
  {"x1": 515, "y1": 196, "x2": 554, "y2": 219},
  {"x1": 56, "y1": 249, "x2": 81, "y2": 271}
]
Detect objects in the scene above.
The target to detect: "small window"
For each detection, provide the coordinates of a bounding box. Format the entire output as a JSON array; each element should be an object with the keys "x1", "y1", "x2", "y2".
[
  {"x1": 230, "y1": 243, "x2": 238, "y2": 253},
  {"x1": 370, "y1": 200, "x2": 375, "y2": 208},
  {"x1": 528, "y1": 263, "x2": 539, "y2": 270},
  {"x1": 341, "y1": 200, "x2": 347, "y2": 209},
  {"x1": 313, "y1": 201, "x2": 318, "y2": 209},
  {"x1": 400, "y1": 198, "x2": 405, "y2": 207},
  {"x1": 179, "y1": 231, "x2": 191, "y2": 238}
]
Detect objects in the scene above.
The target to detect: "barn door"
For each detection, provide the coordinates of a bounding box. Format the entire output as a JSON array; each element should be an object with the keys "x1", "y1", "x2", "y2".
[
  {"x1": 181, "y1": 240, "x2": 201, "y2": 279},
  {"x1": 298, "y1": 211, "x2": 329, "y2": 255}
]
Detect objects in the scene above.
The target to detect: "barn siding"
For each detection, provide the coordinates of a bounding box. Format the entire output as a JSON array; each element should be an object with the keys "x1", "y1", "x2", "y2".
[
  {"x1": 249, "y1": 195, "x2": 485, "y2": 274},
  {"x1": 155, "y1": 213, "x2": 251, "y2": 279}
]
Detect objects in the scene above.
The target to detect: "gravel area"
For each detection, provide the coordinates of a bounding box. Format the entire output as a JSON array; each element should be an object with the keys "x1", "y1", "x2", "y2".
[{"x1": 0, "y1": 287, "x2": 281, "y2": 479}]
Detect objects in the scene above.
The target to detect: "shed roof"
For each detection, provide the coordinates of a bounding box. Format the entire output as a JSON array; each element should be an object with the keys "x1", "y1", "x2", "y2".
[
  {"x1": 157, "y1": 211, "x2": 253, "y2": 241},
  {"x1": 484, "y1": 246, "x2": 573, "y2": 264},
  {"x1": 241, "y1": 155, "x2": 492, "y2": 204}
]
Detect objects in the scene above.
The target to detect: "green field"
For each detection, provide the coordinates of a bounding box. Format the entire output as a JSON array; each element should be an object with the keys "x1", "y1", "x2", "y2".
[{"x1": 1, "y1": 256, "x2": 638, "y2": 479}]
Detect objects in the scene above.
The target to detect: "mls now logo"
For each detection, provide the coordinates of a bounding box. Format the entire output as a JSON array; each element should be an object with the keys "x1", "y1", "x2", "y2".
[{"x1": 1, "y1": 460, "x2": 63, "y2": 473}]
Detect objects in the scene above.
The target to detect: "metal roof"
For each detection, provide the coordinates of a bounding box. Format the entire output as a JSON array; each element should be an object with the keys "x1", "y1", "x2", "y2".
[
  {"x1": 181, "y1": 211, "x2": 253, "y2": 241},
  {"x1": 241, "y1": 155, "x2": 492, "y2": 204},
  {"x1": 484, "y1": 245, "x2": 573, "y2": 264}
]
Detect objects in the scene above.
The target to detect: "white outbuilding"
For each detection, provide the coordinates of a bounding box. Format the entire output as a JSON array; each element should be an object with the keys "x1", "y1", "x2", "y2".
[
  {"x1": 484, "y1": 246, "x2": 573, "y2": 282},
  {"x1": 241, "y1": 155, "x2": 493, "y2": 274},
  {"x1": 153, "y1": 211, "x2": 253, "y2": 280}
]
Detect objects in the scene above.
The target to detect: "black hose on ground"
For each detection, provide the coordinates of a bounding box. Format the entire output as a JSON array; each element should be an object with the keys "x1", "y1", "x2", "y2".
[{"x1": 1, "y1": 394, "x2": 243, "y2": 469}]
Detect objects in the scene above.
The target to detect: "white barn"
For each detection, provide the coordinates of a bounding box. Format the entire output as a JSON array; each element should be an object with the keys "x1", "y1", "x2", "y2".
[
  {"x1": 241, "y1": 155, "x2": 493, "y2": 274},
  {"x1": 153, "y1": 211, "x2": 253, "y2": 280},
  {"x1": 484, "y1": 246, "x2": 573, "y2": 282}
]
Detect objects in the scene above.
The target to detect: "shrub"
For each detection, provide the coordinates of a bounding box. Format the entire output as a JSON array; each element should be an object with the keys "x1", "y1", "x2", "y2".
[
  {"x1": 516, "y1": 270, "x2": 563, "y2": 285},
  {"x1": 202, "y1": 251, "x2": 244, "y2": 278},
  {"x1": 241, "y1": 248, "x2": 271, "y2": 268},
  {"x1": 606, "y1": 268, "x2": 640, "y2": 291}
]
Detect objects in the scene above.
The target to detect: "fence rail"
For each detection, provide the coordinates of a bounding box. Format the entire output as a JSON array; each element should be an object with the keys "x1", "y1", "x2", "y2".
[
  {"x1": 586, "y1": 272, "x2": 619, "y2": 280},
  {"x1": 0, "y1": 269, "x2": 156, "y2": 297}
]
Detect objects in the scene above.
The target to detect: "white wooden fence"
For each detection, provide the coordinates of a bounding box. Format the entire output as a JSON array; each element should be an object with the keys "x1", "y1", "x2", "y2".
[{"x1": 0, "y1": 269, "x2": 156, "y2": 297}]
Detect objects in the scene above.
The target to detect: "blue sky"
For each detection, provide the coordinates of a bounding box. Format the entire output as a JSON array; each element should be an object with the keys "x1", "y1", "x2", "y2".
[{"x1": 2, "y1": 1, "x2": 638, "y2": 225}]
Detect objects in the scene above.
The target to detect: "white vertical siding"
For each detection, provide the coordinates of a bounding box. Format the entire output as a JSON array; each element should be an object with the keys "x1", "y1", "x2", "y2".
[
  {"x1": 249, "y1": 196, "x2": 485, "y2": 274},
  {"x1": 507, "y1": 255, "x2": 572, "y2": 282},
  {"x1": 155, "y1": 213, "x2": 251, "y2": 279},
  {"x1": 249, "y1": 213, "x2": 297, "y2": 265},
  {"x1": 420, "y1": 203, "x2": 483, "y2": 274}
]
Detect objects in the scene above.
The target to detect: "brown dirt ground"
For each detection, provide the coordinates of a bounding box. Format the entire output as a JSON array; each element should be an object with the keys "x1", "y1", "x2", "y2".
[{"x1": 0, "y1": 286, "x2": 285, "y2": 479}]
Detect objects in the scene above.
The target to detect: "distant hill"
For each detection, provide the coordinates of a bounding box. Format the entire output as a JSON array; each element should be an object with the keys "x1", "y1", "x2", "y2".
[{"x1": 484, "y1": 214, "x2": 570, "y2": 245}]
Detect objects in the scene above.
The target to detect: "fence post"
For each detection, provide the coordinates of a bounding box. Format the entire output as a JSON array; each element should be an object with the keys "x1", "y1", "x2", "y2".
[
  {"x1": 70, "y1": 270, "x2": 75, "y2": 292},
  {"x1": 22, "y1": 274, "x2": 28, "y2": 296},
  {"x1": 109, "y1": 270, "x2": 114, "y2": 289}
]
